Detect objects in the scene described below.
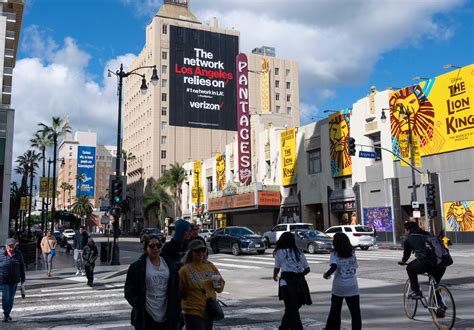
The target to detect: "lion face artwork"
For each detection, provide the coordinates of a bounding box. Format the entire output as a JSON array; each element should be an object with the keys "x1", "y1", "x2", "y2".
[
  {"x1": 329, "y1": 112, "x2": 351, "y2": 177},
  {"x1": 445, "y1": 201, "x2": 474, "y2": 232}
]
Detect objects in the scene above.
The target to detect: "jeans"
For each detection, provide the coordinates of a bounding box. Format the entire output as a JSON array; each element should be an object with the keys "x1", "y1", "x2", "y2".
[
  {"x1": 74, "y1": 249, "x2": 84, "y2": 272},
  {"x1": 280, "y1": 284, "x2": 303, "y2": 330},
  {"x1": 406, "y1": 259, "x2": 446, "y2": 292},
  {"x1": 144, "y1": 310, "x2": 165, "y2": 329},
  {"x1": 326, "y1": 294, "x2": 362, "y2": 330},
  {"x1": 184, "y1": 313, "x2": 212, "y2": 330},
  {"x1": 43, "y1": 253, "x2": 53, "y2": 273},
  {"x1": 85, "y1": 265, "x2": 94, "y2": 285},
  {"x1": 1, "y1": 283, "x2": 18, "y2": 318}
]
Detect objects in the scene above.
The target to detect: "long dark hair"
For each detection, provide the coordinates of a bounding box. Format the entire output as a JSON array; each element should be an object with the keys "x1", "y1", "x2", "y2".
[
  {"x1": 332, "y1": 232, "x2": 354, "y2": 258},
  {"x1": 274, "y1": 232, "x2": 301, "y2": 262}
]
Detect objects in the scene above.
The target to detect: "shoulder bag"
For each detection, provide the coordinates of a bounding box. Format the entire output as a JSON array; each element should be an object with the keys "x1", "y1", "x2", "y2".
[
  {"x1": 188, "y1": 266, "x2": 225, "y2": 321},
  {"x1": 48, "y1": 240, "x2": 56, "y2": 257}
]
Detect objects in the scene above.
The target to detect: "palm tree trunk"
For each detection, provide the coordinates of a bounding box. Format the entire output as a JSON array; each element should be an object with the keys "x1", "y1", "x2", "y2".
[
  {"x1": 51, "y1": 138, "x2": 58, "y2": 233},
  {"x1": 174, "y1": 191, "x2": 177, "y2": 220},
  {"x1": 41, "y1": 147, "x2": 46, "y2": 232},
  {"x1": 28, "y1": 167, "x2": 34, "y2": 237}
]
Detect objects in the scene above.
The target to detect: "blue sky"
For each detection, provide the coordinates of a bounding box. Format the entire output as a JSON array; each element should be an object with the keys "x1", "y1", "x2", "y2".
[{"x1": 12, "y1": 0, "x2": 473, "y2": 157}]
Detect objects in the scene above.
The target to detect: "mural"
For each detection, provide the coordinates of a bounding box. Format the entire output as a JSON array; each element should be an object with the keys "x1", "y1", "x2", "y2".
[
  {"x1": 444, "y1": 201, "x2": 474, "y2": 232},
  {"x1": 328, "y1": 108, "x2": 351, "y2": 177},
  {"x1": 363, "y1": 207, "x2": 393, "y2": 232}
]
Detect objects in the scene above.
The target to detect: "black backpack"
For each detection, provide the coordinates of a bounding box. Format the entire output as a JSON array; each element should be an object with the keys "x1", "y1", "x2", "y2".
[{"x1": 414, "y1": 233, "x2": 453, "y2": 267}]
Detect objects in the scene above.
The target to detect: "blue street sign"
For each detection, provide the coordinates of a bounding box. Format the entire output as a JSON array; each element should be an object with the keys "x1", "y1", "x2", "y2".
[
  {"x1": 100, "y1": 206, "x2": 111, "y2": 212},
  {"x1": 359, "y1": 151, "x2": 377, "y2": 159}
]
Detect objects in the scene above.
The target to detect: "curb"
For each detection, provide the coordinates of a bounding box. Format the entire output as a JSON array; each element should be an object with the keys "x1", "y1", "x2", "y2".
[{"x1": 100, "y1": 268, "x2": 129, "y2": 280}]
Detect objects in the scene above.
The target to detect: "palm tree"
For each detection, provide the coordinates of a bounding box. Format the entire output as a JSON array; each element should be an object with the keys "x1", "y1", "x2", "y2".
[
  {"x1": 14, "y1": 164, "x2": 28, "y2": 232},
  {"x1": 38, "y1": 116, "x2": 72, "y2": 232},
  {"x1": 143, "y1": 184, "x2": 174, "y2": 229},
  {"x1": 122, "y1": 149, "x2": 136, "y2": 177},
  {"x1": 31, "y1": 131, "x2": 52, "y2": 231},
  {"x1": 10, "y1": 182, "x2": 21, "y2": 232},
  {"x1": 65, "y1": 183, "x2": 74, "y2": 209},
  {"x1": 158, "y1": 163, "x2": 186, "y2": 219},
  {"x1": 60, "y1": 182, "x2": 73, "y2": 210},
  {"x1": 71, "y1": 195, "x2": 93, "y2": 225},
  {"x1": 75, "y1": 172, "x2": 86, "y2": 196}
]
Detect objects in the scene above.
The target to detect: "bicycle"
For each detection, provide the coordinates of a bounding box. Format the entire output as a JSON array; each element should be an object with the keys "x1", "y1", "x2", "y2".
[{"x1": 402, "y1": 271, "x2": 456, "y2": 329}]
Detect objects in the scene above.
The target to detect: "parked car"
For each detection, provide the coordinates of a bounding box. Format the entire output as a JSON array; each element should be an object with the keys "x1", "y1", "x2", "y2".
[
  {"x1": 293, "y1": 229, "x2": 333, "y2": 254},
  {"x1": 139, "y1": 228, "x2": 166, "y2": 243},
  {"x1": 198, "y1": 229, "x2": 214, "y2": 242},
  {"x1": 53, "y1": 231, "x2": 62, "y2": 242},
  {"x1": 210, "y1": 226, "x2": 266, "y2": 256},
  {"x1": 63, "y1": 229, "x2": 75, "y2": 239},
  {"x1": 263, "y1": 223, "x2": 315, "y2": 247},
  {"x1": 324, "y1": 225, "x2": 374, "y2": 250}
]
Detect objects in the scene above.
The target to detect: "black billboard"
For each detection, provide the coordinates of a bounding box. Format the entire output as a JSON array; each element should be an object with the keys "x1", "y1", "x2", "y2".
[{"x1": 169, "y1": 26, "x2": 238, "y2": 130}]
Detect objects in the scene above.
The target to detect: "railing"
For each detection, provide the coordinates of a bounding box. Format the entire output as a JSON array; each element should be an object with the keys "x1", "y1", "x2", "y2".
[{"x1": 4, "y1": 48, "x2": 14, "y2": 57}]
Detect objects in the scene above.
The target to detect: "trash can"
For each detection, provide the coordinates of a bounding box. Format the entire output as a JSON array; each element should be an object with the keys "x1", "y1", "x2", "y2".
[
  {"x1": 100, "y1": 242, "x2": 112, "y2": 262},
  {"x1": 18, "y1": 239, "x2": 37, "y2": 269}
]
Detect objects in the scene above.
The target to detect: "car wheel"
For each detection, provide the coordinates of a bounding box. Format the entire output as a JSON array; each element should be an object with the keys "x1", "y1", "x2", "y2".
[
  {"x1": 211, "y1": 243, "x2": 219, "y2": 254},
  {"x1": 231, "y1": 243, "x2": 241, "y2": 256},
  {"x1": 264, "y1": 237, "x2": 271, "y2": 247},
  {"x1": 360, "y1": 246, "x2": 369, "y2": 250},
  {"x1": 257, "y1": 249, "x2": 265, "y2": 255},
  {"x1": 308, "y1": 243, "x2": 316, "y2": 254}
]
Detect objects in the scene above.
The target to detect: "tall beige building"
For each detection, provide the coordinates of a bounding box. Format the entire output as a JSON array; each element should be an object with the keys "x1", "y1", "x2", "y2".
[{"x1": 123, "y1": 1, "x2": 300, "y2": 226}]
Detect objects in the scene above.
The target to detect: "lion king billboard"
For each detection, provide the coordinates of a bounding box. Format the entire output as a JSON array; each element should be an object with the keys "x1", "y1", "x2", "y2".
[
  {"x1": 328, "y1": 108, "x2": 352, "y2": 177},
  {"x1": 444, "y1": 200, "x2": 474, "y2": 232}
]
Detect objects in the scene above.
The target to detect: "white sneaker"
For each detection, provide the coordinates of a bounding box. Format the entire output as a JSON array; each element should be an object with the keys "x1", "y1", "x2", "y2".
[
  {"x1": 81, "y1": 272, "x2": 86, "y2": 276},
  {"x1": 75, "y1": 271, "x2": 80, "y2": 276}
]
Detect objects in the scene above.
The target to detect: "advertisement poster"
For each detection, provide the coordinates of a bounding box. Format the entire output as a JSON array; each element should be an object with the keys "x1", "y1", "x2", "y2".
[
  {"x1": 169, "y1": 26, "x2": 238, "y2": 130},
  {"x1": 215, "y1": 153, "x2": 226, "y2": 191},
  {"x1": 192, "y1": 161, "x2": 204, "y2": 204},
  {"x1": 76, "y1": 146, "x2": 96, "y2": 197},
  {"x1": 444, "y1": 200, "x2": 474, "y2": 232},
  {"x1": 363, "y1": 207, "x2": 393, "y2": 232},
  {"x1": 390, "y1": 64, "x2": 474, "y2": 159},
  {"x1": 398, "y1": 133, "x2": 422, "y2": 168},
  {"x1": 281, "y1": 128, "x2": 297, "y2": 186},
  {"x1": 39, "y1": 177, "x2": 55, "y2": 198},
  {"x1": 328, "y1": 108, "x2": 352, "y2": 177}
]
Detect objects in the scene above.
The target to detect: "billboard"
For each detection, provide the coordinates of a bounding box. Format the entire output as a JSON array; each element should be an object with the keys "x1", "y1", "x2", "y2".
[
  {"x1": 328, "y1": 109, "x2": 352, "y2": 177},
  {"x1": 236, "y1": 53, "x2": 251, "y2": 185},
  {"x1": 281, "y1": 128, "x2": 297, "y2": 186},
  {"x1": 363, "y1": 207, "x2": 393, "y2": 232},
  {"x1": 390, "y1": 64, "x2": 474, "y2": 158},
  {"x1": 169, "y1": 26, "x2": 238, "y2": 130},
  {"x1": 215, "y1": 152, "x2": 226, "y2": 191},
  {"x1": 192, "y1": 161, "x2": 204, "y2": 204},
  {"x1": 76, "y1": 146, "x2": 96, "y2": 197},
  {"x1": 444, "y1": 200, "x2": 474, "y2": 232}
]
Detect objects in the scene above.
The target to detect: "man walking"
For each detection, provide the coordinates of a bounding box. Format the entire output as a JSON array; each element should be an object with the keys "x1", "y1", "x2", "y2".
[
  {"x1": 73, "y1": 226, "x2": 89, "y2": 276},
  {"x1": 0, "y1": 238, "x2": 25, "y2": 322}
]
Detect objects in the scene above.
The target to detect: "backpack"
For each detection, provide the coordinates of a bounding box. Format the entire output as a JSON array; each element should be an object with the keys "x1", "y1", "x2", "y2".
[{"x1": 415, "y1": 232, "x2": 453, "y2": 267}]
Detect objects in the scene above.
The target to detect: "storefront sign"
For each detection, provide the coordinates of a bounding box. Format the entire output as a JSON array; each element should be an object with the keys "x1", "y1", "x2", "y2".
[
  {"x1": 208, "y1": 191, "x2": 280, "y2": 211},
  {"x1": 236, "y1": 53, "x2": 251, "y2": 185},
  {"x1": 257, "y1": 191, "x2": 281, "y2": 206},
  {"x1": 330, "y1": 201, "x2": 355, "y2": 211},
  {"x1": 281, "y1": 128, "x2": 297, "y2": 186}
]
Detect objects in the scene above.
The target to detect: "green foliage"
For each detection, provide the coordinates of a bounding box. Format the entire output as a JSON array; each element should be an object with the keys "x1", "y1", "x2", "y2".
[
  {"x1": 143, "y1": 185, "x2": 174, "y2": 229},
  {"x1": 71, "y1": 195, "x2": 93, "y2": 218},
  {"x1": 158, "y1": 163, "x2": 186, "y2": 218}
]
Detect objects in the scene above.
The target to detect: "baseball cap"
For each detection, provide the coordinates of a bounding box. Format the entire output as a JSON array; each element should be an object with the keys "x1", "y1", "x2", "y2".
[
  {"x1": 188, "y1": 239, "x2": 206, "y2": 251},
  {"x1": 5, "y1": 238, "x2": 16, "y2": 246}
]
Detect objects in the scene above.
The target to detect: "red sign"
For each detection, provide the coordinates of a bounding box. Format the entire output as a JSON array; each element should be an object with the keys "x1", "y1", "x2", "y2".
[
  {"x1": 208, "y1": 193, "x2": 255, "y2": 211},
  {"x1": 236, "y1": 53, "x2": 251, "y2": 185},
  {"x1": 258, "y1": 192, "x2": 281, "y2": 206}
]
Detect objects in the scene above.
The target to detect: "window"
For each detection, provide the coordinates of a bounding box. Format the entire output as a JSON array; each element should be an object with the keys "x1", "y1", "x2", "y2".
[
  {"x1": 287, "y1": 107, "x2": 292, "y2": 114},
  {"x1": 162, "y1": 24, "x2": 167, "y2": 34},
  {"x1": 344, "y1": 227, "x2": 353, "y2": 232},
  {"x1": 161, "y1": 65, "x2": 167, "y2": 74},
  {"x1": 368, "y1": 132, "x2": 382, "y2": 161},
  {"x1": 275, "y1": 68, "x2": 279, "y2": 75},
  {"x1": 162, "y1": 93, "x2": 167, "y2": 102},
  {"x1": 286, "y1": 81, "x2": 291, "y2": 89},
  {"x1": 161, "y1": 51, "x2": 167, "y2": 60},
  {"x1": 162, "y1": 107, "x2": 167, "y2": 116},
  {"x1": 161, "y1": 136, "x2": 167, "y2": 144},
  {"x1": 161, "y1": 79, "x2": 167, "y2": 88},
  {"x1": 326, "y1": 227, "x2": 342, "y2": 233},
  {"x1": 286, "y1": 69, "x2": 290, "y2": 77},
  {"x1": 273, "y1": 225, "x2": 287, "y2": 232},
  {"x1": 276, "y1": 106, "x2": 280, "y2": 113},
  {"x1": 207, "y1": 176, "x2": 213, "y2": 193},
  {"x1": 161, "y1": 121, "x2": 167, "y2": 131},
  {"x1": 308, "y1": 149, "x2": 321, "y2": 174},
  {"x1": 161, "y1": 150, "x2": 167, "y2": 159},
  {"x1": 287, "y1": 94, "x2": 291, "y2": 102},
  {"x1": 275, "y1": 80, "x2": 280, "y2": 88},
  {"x1": 276, "y1": 93, "x2": 280, "y2": 101},
  {"x1": 161, "y1": 165, "x2": 166, "y2": 172}
]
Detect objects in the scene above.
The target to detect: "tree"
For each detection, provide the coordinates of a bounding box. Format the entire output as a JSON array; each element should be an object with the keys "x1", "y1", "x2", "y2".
[
  {"x1": 60, "y1": 182, "x2": 74, "y2": 210},
  {"x1": 38, "y1": 116, "x2": 72, "y2": 232},
  {"x1": 143, "y1": 184, "x2": 174, "y2": 229},
  {"x1": 10, "y1": 182, "x2": 21, "y2": 232},
  {"x1": 158, "y1": 163, "x2": 186, "y2": 219},
  {"x1": 71, "y1": 195, "x2": 93, "y2": 223},
  {"x1": 31, "y1": 131, "x2": 52, "y2": 231},
  {"x1": 122, "y1": 149, "x2": 136, "y2": 177},
  {"x1": 75, "y1": 172, "x2": 86, "y2": 196}
]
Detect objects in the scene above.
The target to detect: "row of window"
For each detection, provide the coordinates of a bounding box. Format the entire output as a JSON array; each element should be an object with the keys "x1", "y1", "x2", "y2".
[
  {"x1": 276, "y1": 106, "x2": 292, "y2": 114},
  {"x1": 275, "y1": 93, "x2": 291, "y2": 102},
  {"x1": 275, "y1": 81, "x2": 291, "y2": 89}
]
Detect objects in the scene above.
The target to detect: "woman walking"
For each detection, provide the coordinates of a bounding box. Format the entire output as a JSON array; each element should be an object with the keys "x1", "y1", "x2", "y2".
[
  {"x1": 273, "y1": 232, "x2": 312, "y2": 330},
  {"x1": 179, "y1": 239, "x2": 225, "y2": 330},
  {"x1": 323, "y1": 232, "x2": 362, "y2": 330},
  {"x1": 125, "y1": 235, "x2": 182, "y2": 329},
  {"x1": 83, "y1": 238, "x2": 98, "y2": 287},
  {"x1": 40, "y1": 231, "x2": 57, "y2": 277}
]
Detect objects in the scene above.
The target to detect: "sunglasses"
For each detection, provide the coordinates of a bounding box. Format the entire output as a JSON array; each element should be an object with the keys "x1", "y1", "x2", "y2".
[
  {"x1": 192, "y1": 248, "x2": 207, "y2": 253},
  {"x1": 148, "y1": 243, "x2": 162, "y2": 249}
]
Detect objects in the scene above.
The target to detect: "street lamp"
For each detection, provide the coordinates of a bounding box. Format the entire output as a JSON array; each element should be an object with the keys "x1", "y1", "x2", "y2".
[
  {"x1": 108, "y1": 63, "x2": 158, "y2": 265},
  {"x1": 443, "y1": 64, "x2": 461, "y2": 69},
  {"x1": 412, "y1": 76, "x2": 430, "y2": 81}
]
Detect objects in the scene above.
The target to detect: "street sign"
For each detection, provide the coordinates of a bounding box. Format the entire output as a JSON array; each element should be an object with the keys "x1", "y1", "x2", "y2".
[
  {"x1": 413, "y1": 210, "x2": 421, "y2": 218},
  {"x1": 420, "y1": 173, "x2": 429, "y2": 185},
  {"x1": 359, "y1": 151, "x2": 377, "y2": 159},
  {"x1": 100, "y1": 206, "x2": 111, "y2": 212},
  {"x1": 101, "y1": 215, "x2": 110, "y2": 224},
  {"x1": 411, "y1": 201, "x2": 419, "y2": 209}
]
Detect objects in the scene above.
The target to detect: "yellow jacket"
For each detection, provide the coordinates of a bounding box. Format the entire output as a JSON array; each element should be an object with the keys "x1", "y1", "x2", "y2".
[{"x1": 179, "y1": 261, "x2": 225, "y2": 318}]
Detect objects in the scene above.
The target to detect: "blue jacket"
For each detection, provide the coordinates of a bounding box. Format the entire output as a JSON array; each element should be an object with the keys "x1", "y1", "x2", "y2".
[{"x1": 0, "y1": 248, "x2": 25, "y2": 284}]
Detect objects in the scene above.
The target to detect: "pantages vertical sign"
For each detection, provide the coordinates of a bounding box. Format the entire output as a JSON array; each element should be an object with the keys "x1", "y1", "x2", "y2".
[{"x1": 236, "y1": 53, "x2": 251, "y2": 185}]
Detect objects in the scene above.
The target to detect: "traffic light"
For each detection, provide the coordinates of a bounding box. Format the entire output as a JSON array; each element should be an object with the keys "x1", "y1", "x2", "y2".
[
  {"x1": 112, "y1": 178, "x2": 123, "y2": 205},
  {"x1": 348, "y1": 137, "x2": 356, "y2": 156},
  {"x1": 426, "y1": 184, "x2": 436, "y2": 205}
]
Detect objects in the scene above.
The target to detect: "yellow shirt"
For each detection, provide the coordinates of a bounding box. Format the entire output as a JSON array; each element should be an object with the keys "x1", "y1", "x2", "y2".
[{"x1": 179, "y1": 261, "x2": 225, "y2": 318}]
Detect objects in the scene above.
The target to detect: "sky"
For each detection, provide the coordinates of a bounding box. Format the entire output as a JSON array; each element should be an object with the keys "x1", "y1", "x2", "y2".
[{"x1": 11, "y1": 0, "x2": 474, "y2": 164}]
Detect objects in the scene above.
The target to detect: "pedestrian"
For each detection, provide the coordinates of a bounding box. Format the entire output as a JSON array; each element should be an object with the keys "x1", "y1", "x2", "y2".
[
  {"x1": 273, "y1": 232, "x2": 312, "y2": 330},
  {"x1": 40, "y1": 231, "x2": 57, "y2": 277},
  {"x1": 323, "y1": 232, "x2": 362, "y2": 330},
  {"x1": 125, "y1": 234, "x2": 182, "y2": 329},
  {"x1": 161, "y1": 219, "x2": 192, "y2": 263},
  {"x1": 83, "y1": 238, "x2": 98, "y2": 287},
  {"x1": 0, "y1": 238, "x2": 26, "y2": 323},
  {"x1": 372, "y1": 226, "x2": 377, "y2": 247},
  {"x1": 188, "y1": 224, "x2": 207, "y2": 249},
  {"x1": 73, "y1": 226, "x2": 89, "y2": 276},
  {"x1": 179, "y1": 239, "x2": 225, "y2": 330},
  {"x1": 36, "y1": 231, "x2": 43, "y2": 260}
]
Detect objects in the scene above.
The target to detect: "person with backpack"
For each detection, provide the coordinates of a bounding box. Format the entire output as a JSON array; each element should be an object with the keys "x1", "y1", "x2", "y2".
[{"x1": 398, "y1": 221, "x2": 447, "y2": 299}]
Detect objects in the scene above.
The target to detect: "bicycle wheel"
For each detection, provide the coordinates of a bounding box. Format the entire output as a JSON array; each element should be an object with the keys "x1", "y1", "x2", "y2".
[
  {"x1": 403, "y1": 279, "x2": 418, "y2": 319},
  {"x1": 430, "y1": 284, "x2": 456, "y2": 330}
]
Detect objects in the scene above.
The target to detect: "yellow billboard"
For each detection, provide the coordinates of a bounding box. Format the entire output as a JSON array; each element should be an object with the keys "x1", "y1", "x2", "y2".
[
  {"x1": 215, "y1": 153, "x2": 226, "y2": 191},
  {"x1": 20, "y1": 197, "x2": 30, "y2": 211},
  {"x1": 281, "y1": 128, "x2": 297, "y2": 186},
  {"x1": 39, "y1": 177, "x2": 55, "y2": 198},
  {"x1": 260, "y1": 58, "x2": 271, "y2": 112},
  {"x1": 399, "y1": 134, "x2": 422, "y2": 168},
  {"x1": 390, "y1": 64, "x2": 474, "y2": 158},
  {"x1": 192, "y1": 161, "x2": 204, "y2": 204},
  {"x1": 328, "y1": 109, "x2": 352, "y2": 177},
  {"x1": 444, "y1": 200, "x2": 474, "y2": 232}
]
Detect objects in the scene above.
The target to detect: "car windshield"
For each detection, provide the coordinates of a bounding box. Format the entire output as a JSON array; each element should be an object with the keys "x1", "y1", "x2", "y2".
[
  {"x1": 146, "y1": 229, "x2": 161, "y2": 234},
  {"x1": 355, "y1": 226, "x2": 371, "y2": 232},
  {"x1": 231, "y1": 227, "x2": 254, "y2": 236},
  {"x1": 306, "y1": 230, "x2": 330, "y2": 238}
]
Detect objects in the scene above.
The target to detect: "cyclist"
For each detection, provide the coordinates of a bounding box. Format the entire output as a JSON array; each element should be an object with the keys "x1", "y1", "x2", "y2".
[{"x1": 398, "y1": 221, "x2": 446, "y2": 299}]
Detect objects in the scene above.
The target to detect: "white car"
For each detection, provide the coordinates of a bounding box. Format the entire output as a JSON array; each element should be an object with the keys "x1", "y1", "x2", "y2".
[
  {"x1": 324, "y1": 225, "x2": 374, "y2": 250},
  {"x1": 63, "y1": 229, "x2": 75, "y2": 239},
  {"x1": 198, "y1": 229, "x2": 214, "y2": 242},
  {"x1": 263, "y1": 223, "x2": 314, "y2": 247}
]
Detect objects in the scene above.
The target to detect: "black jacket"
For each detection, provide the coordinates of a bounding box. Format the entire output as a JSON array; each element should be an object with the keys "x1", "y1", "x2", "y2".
[
  {"x1": 124, "y1": 254, "x2": 182, "y2": 329},
  {"x1": 278, "y1": 272, "x2": 312, "y2": 306},
  {"x1": 402, "y1": 228, "x2": 432, "y2": 263},
  {"x1": 161, "y1": 238, "x2": 187, "y2": 263},
  {"x1": 73, "y1": 231, "x2": 89, "y2": 250},
  {"x1": 0, "y1": 248, "x2": 26, "y2": 285}
]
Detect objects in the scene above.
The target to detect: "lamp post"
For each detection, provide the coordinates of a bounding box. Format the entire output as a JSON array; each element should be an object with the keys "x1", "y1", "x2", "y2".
[{"x1": 108, "y1": 63, "x2": 158, "y2": 265}]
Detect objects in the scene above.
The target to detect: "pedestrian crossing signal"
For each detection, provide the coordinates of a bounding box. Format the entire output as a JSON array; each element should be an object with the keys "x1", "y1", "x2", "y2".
[{"x1": 348, "y1": 137, "x2": 356, "y2": 156}]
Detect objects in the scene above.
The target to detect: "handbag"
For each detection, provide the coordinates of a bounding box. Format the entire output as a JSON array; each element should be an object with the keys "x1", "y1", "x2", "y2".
[
  {"x1": 48, "y1": 240, "x2": 56, "y2": 257},
  {"x1": 189, "y1": 267, "x2": 225, "y2": 321}
]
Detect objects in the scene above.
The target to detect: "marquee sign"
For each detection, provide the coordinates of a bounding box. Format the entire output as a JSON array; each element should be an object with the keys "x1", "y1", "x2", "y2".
[{"x1": 236, "y1": 53, "x2": 251, "y2": 185}]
